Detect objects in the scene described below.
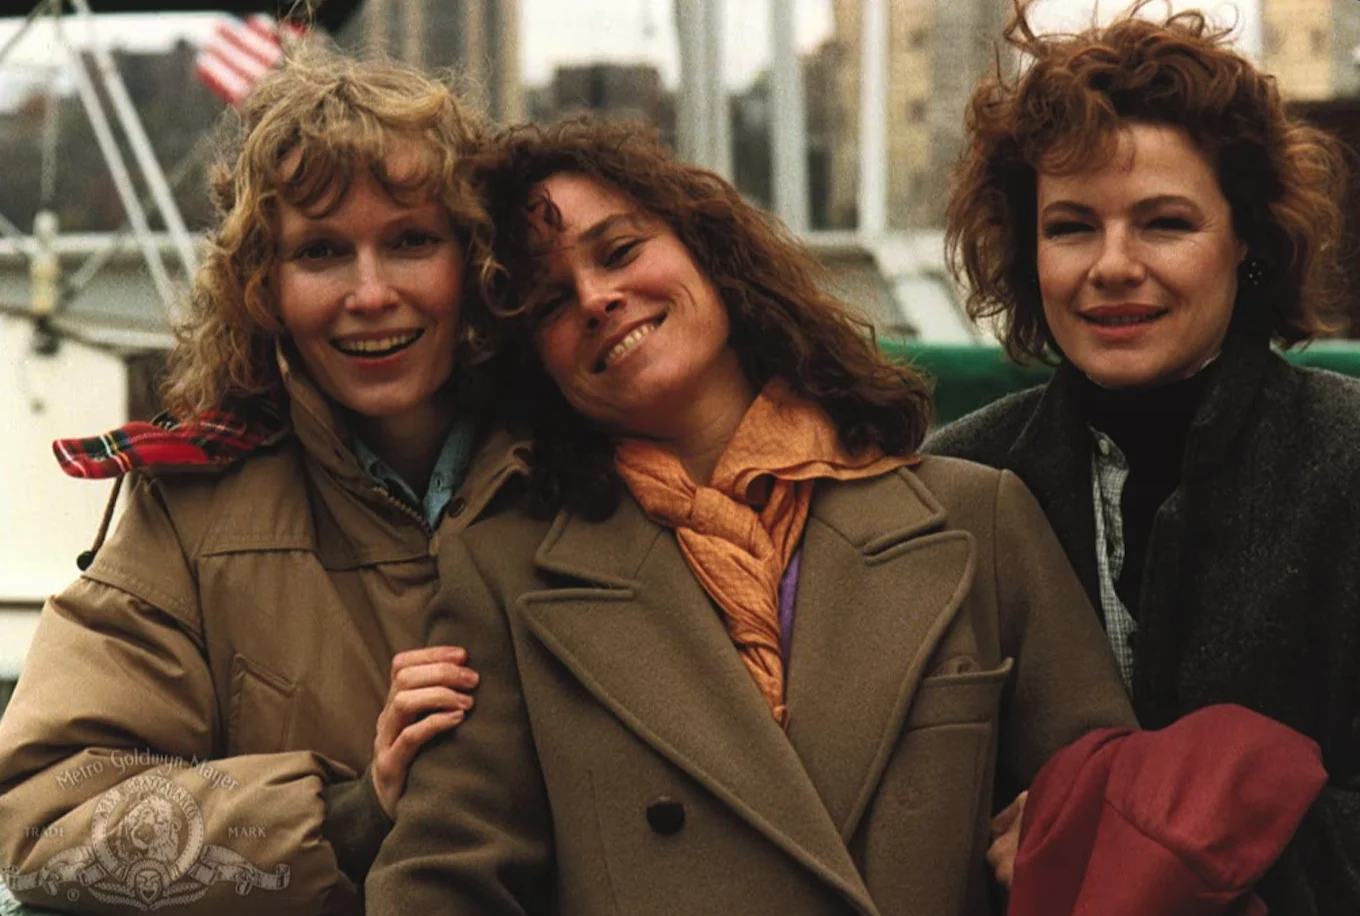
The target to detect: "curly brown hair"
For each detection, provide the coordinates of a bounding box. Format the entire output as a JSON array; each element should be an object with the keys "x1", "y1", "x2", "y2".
[
  {"x1": 159, "y1": 44, "x2": 497, "y2": 420},
  {"x1": 480, "y1": 117, "x2": 933, "y2": 520},
  {"x1": 947, "y1": 0, "x2": 1349, "y2": 363}
]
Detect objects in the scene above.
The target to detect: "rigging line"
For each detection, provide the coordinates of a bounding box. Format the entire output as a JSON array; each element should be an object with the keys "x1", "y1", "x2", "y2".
[
  {"x1": 0, "y1": 0, "x2": 49, "y2": 68},
  {"x1": 55, "y1": 133, "x2": 213, "y2": 317},
  {"x1": 54, "y1": 13, "x2": 178, "y2": 312},
  {"x1": 0, "y1": 212, "x2": 25, "y2": 242}
]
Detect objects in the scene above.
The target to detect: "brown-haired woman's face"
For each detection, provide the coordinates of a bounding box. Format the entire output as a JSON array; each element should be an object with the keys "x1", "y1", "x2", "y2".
[
  {"x1": 272, "y1": 146, "x2": 464, "y2": 427},
  {"x1": 1036, "y1": 122, "x2": 1247, "y2": 388},
  {"x1": 526, "y1": 173, "x2": 746, "y2": 438}
]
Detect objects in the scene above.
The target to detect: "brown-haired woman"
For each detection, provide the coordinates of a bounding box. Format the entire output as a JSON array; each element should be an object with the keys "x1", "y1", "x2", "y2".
[
  {"x1": 365, "y1": 117, "x2": 1134, "y2": 915},
  {"x1": 926, "y1": 3, "x2": 1360, "y2": 911},
  {"x1": 0, "y1": 48, "x2": 526, "y2": 914}
]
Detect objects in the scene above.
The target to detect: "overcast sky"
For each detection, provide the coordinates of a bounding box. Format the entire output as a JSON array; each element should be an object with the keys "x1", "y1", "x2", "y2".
[{"x1": 0, "y1": 0, "x2": 1263, "y2": 93}]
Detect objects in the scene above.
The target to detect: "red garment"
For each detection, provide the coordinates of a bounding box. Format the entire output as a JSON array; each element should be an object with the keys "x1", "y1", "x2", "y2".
[
  {"x1": 1009, "y1": 704, "x2": 1326, "y2": 916},
  {"x1": 52, "y1": 403, "x2": 284, "y2": 479}
]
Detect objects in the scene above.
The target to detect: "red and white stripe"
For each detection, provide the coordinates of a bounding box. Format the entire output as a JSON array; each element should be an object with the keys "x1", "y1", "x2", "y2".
[{"x1": 194, "y1": 14, "x2": 307, "y2": 108}]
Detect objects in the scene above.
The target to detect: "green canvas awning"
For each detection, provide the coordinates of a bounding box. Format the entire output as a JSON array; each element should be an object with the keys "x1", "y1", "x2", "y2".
[{"x1": 882, "y1": 339, "x2": 1360, "y2": 427}]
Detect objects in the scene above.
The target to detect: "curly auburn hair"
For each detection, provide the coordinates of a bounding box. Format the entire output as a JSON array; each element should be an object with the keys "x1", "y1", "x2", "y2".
[
  {"x1": 159, "y1": 45, "x2": 497, "y2": 420},
  {"x1": 480, "y1": 117, "x2": 933, "y2": 520},
  {"x1": 947, "y1": 0, "x2": 1349, "y2": 363}
]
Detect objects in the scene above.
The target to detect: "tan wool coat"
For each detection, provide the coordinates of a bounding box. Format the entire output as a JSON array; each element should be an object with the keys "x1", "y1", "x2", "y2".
[
  {"x1": 367, "y1": 456, "x2": 1137, "y2": 916},
  {"x1": 0, "y1": 362, "x2": 529, "y2": 916}
]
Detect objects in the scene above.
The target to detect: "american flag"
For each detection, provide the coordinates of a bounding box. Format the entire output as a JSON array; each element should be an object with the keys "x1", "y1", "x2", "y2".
[{"x1": 194, "y1": 15, "x2": 306, "y2": 107}]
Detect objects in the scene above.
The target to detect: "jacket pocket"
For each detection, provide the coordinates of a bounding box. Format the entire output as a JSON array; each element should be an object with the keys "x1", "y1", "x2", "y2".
[
  {"x1": 857, "y1": 659, "x2": 1013, "y2": 916},
  {"x1": 226, "y1": 654, "x2": 297, "y2": 756}
]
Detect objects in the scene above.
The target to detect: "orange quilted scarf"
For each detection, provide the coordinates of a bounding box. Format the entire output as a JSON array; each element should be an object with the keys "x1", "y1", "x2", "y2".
[{"x1": 615, "y1": 382, "x2": 917, "y2": 726}]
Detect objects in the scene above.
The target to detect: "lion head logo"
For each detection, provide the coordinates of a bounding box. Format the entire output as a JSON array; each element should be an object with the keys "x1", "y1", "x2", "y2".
[{"x1": 115, "y1": 795, "x2": 183, "y2": 865}]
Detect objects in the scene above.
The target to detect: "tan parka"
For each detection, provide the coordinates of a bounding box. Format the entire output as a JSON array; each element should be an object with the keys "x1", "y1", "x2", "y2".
[{"x1": 0, "y1": 358, "x2": 529, "y2": 915}]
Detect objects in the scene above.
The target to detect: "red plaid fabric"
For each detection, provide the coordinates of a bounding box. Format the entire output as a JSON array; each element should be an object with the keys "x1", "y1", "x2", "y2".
[{"x1": 53, "y1": 405, "x2": 285, "y2": 480}]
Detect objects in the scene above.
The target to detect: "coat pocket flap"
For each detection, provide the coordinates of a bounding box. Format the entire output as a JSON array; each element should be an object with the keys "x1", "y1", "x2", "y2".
[{"x1": 906, "y1": 657, "x2": 1014, "y2": 729}]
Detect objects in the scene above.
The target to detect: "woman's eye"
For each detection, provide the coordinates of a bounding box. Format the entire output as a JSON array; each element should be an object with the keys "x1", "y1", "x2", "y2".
[
  {"x1": 1148, "y1": 216, "x2": 1194, "y2": 231},
  {"x1": 534, "y1": 291, "x2": 572, "y2": 324},
  {"x1": 394, "y1": 230, "x2": 441, "y2": 250},
  {"x1": 293, "y1": 240, "x2": 340, "y2": 261},
  {"x1": 1043, "y1": 221, "x2": 1090, "y2": 238},
  {"x1": 603, "y1": 239, "x2": 641, "y2": 267}
]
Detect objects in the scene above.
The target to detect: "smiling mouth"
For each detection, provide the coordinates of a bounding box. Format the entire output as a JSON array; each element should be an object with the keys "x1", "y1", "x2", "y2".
[
  {"x1": 331, "y1": 329, "x2": 424, "y2": 358},
  {"x1": 1080, "y1": 309, "x2": 1168, "y2": 328},
  {"x1": 595, "y1": 316, "x2": 665, "y2": 373}
]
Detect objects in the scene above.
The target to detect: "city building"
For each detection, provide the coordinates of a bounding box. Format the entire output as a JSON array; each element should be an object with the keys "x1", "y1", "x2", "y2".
[
  {"x1": 824, "y1": 0, "x2": 1008, "y2": 230},
  {"x1": 1262, "y1": 0, "x2": 1360, "y2": 101},
  {"x1": 347, "y1": 0, "x2": 524, "y2": 122}
]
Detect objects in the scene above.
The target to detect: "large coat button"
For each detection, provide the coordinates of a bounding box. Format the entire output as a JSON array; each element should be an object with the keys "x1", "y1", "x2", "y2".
[{"x1": 645, "y1": 797, "x2": 686, "y2": 836}]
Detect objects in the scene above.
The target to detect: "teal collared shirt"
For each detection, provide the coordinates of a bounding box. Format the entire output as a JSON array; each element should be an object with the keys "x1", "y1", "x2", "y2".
[{"x1": 353, "y1": 415, "x2": 481, "y2": 528}]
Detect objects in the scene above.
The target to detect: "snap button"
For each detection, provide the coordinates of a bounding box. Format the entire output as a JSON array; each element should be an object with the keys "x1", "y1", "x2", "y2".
[
  {"x1": 645, "y1": 797, "x2": 685, "y2": 836},
  {"x1": 448, "y1": 497, "x2": 467, "y2": 518}
]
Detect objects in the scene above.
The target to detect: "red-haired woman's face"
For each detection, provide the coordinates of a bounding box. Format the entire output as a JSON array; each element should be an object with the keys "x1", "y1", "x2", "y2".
[
  {"x1": 1036, "y1": 122, "x2": 1247, "y2": 388},
  {"x1": 527, "y1": 173, "x2": 750, "y2": 440}
]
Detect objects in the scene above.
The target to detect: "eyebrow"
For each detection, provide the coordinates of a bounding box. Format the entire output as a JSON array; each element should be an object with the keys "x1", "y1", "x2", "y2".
[
  {"x1": 1040, "y1": 195, "x2": 1203, "y2": 219},
  {"x1": 577, "y1": 212, "x2": 648, "y2": 244}
]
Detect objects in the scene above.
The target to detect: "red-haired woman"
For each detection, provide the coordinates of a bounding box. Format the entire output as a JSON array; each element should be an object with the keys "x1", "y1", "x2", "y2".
[{"x1": 927, "y1": 3, "x2": 1360, "y2": 911}]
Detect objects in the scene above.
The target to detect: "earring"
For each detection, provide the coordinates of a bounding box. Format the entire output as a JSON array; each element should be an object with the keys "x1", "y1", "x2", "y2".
[{"x1": 1243, "y1": 258, "x2": 1268, "y2": 287}]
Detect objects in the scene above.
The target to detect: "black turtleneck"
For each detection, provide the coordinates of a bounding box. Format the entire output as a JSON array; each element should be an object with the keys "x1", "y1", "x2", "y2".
[{"x1": 1078, "y1": 361, "x2": 1218, "y2": 615}]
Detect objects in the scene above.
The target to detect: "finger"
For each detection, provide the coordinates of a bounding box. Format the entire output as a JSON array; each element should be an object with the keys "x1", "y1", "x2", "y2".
[
  {"x1": 990, "y1": 792, "x2": 1026, "y2": 835},
  {"x1": 373, "y1": 709, "x2": 465, "y2": 780},
  {"x1": 392, "y1": 661, "x2": 481, "y2": 692},
  {"x1": 375, "y1": 687, "x2": 471, "y2": 754},
  {"x1": 391, "y1": 645, "x2": 468, "y2": 678},
  {"x1": 385, "y1": 711, "x2": 466, "y2": 771},
  {"x1": 390, "y1": 686, "x2": 475, "y2": 721},
  {"x1": 987, "y1": 836, "x2": 1019, "y2": 888}
]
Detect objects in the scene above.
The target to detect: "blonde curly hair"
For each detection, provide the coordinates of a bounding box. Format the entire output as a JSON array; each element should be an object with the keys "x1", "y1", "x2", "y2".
[{"x1": 160, "y1": 45, "x2": 496, "y2": 420}]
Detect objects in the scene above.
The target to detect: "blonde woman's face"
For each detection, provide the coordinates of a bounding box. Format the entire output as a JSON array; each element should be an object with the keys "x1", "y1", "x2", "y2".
[
  {"x1": 1036, "y1": 122, "x2": 1248, "y2": 388},
  {"x1": 272, "y1": 149, "x2": 463, "y2": 428}
]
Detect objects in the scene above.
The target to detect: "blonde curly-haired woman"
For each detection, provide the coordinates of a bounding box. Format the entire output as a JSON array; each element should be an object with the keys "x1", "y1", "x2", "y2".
[{"x1": 0, "y1": 48, "x2": 525, "y2": 916}]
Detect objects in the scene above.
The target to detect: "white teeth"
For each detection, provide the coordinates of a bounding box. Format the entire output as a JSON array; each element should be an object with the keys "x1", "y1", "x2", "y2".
[
  {"x1": 1086, "y1": 314, "x2": 1160, "y2": 327},
  {"x1": 603, "y1": 321, "x2": 660, "y2": 368},
  {"x1": 334, "y1": 331, "x2": 421, "y2": 355}
]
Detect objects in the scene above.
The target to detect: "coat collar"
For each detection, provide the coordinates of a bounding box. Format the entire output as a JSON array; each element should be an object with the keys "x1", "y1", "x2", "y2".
[
  {"x1": 277, "y1": 343, "x2": 532, "y2": 567},
  {"x1": 1005, "y1": 327, "x2": 1282, "y2": 611},
  {"x1": 1007, "y1": 361, "x2": 1102, "y2": 606},
  {"x1": 522, "y1": 467, "x2": 973, "y2": 915},
  {"x1": 1182, "y1": 328, "x2": 1280, "y2": 474}
]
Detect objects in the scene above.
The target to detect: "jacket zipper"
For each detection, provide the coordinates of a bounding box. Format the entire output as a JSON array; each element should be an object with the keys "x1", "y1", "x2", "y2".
[{"x1": 371, "y1": 485, "x2": 432, "y2": 536}]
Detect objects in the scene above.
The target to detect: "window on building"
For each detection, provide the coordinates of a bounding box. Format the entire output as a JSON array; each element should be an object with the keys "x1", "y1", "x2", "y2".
[
  {"x1": 1263, "y1": 24, "x2": 1281, "y2": 55},
  {"x1": 1311, "y1": 28, "x2": 1327, "y2": 55},
  {"x1": 908, "y1": 172, "x2": 927, "y2": 202},
  {"x1": 908, "y1": 99, "x2": 927, "y2": 122},
  {"x1": 909, "y1": 28, "x2": 929, "y2": 50}
]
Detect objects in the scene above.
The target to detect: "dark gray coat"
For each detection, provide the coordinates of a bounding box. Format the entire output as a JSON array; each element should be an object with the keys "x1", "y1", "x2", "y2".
[{"x1": 925, "y1": 330, "x2": 1360, "y2": 915}]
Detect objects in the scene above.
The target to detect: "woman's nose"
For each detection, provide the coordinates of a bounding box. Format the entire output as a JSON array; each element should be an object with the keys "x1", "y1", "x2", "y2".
[
  {"x1": 579, "y1": 278, "x2": 623, "y2": 330},
  {"x1": 346, "y1": 251, "x2": 398, "y2": 312},
  {"x1": 1089, "y1": 229, "x2": 1147, "y2": 289}
]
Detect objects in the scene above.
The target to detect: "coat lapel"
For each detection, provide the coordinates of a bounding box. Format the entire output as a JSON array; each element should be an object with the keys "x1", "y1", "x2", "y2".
[
  {"x1": 1008, "y1": 365, "x2": 1103, "y2": 613},
  {"x1": 520, "y1": 497, "x2": 881, "y2": 916},
  {"x1": 783, "y1": 467, "x2": 975, "y2": 839}
]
